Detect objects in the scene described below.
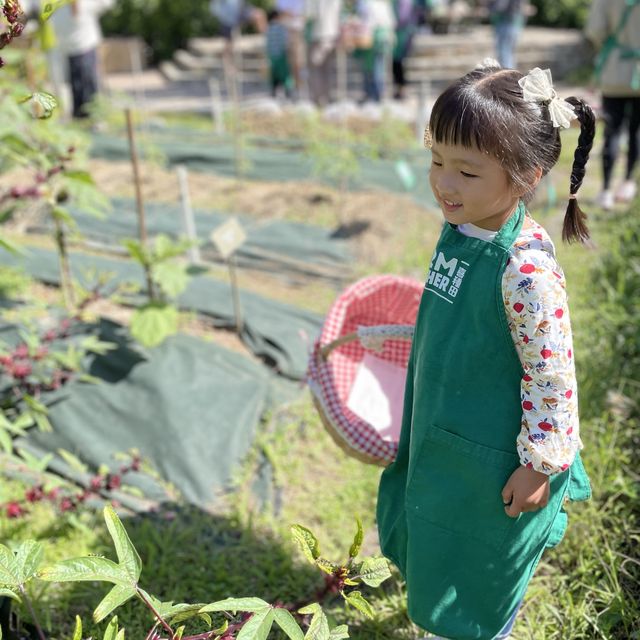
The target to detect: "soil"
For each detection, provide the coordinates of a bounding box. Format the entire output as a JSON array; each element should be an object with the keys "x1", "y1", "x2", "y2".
[{"x1": 88, "y1": 157, "x2": 442, "y2": 280}]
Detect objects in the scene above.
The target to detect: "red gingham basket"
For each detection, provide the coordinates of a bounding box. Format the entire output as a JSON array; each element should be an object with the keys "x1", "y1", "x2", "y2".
[{"x1": 307, "y1": 275, "x2": 423, "y2": 465}]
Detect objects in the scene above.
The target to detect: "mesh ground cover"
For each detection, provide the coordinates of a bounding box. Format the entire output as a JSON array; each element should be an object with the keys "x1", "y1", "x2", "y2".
[
  {"x1": 1, "y1": 316, "x2": 290, "y2": 509},
  {"x1": 0, "y1": 247, "x2": 322, "y2": 380},
  {"x1": 90, "y1": 133, "x2": 437, "y2": 208},
  {"x1": 38, "y1": 198, "x2": 352, "y2": 282}
]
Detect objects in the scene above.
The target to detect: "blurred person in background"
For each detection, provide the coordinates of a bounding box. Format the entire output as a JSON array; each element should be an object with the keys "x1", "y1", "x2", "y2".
[
  {"x1": 266, "y1": 9, "x2": 294, "y2": 98},
  {"x1": 275, "y1": 0, "x2": 305, "y2": 97},
  {"x1": 487, "y1": 0, "x2": 528, "y2": 69},
  {"x1": 210, "y1": 0, "x2": 266, "y2": 70},
  {"x1": 354, "y1": 0, "x2": 395, "y2": 103},
  {"x1": 586, "y1": 0, "x2": 640, "y2": 210},
  {"x1": 392, "y1": 0, "x2": 421, "y2": 99},
  {"x1": 304, "y1": 0, "x2": 343, "y2": 107},
  {"x1": 49, "y1": 0, "x2": 114, "y2": 119}
]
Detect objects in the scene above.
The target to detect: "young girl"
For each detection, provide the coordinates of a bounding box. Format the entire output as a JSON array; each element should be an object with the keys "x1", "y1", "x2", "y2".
[{"x1": 376, "y1": 64, "x2": 594, "y2": 640}]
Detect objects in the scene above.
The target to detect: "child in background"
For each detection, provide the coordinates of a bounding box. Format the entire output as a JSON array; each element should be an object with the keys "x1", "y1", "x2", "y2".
[
  {"x1": 377, "y1": 64, "x2": 594, "y2": 639},
  {"x1": 266, "y1": 9, "x2": 294, "y2": 99}
]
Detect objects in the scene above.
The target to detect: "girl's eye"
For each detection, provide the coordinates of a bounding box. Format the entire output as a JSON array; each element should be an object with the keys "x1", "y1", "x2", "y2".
[
  {"x1": 461, "y1": 171, "x2": 479, "y2": 178},
  {"x1": 432, "y1": 161, "x2": 442, "y2": 167}
]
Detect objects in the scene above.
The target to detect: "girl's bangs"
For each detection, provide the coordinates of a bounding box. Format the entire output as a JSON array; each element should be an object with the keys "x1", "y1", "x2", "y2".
[{"x1": 429, "y1": 91, "x2": 502, "y2": 157}]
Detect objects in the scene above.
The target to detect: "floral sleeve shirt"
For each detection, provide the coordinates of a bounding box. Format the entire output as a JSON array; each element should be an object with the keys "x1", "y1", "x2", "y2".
[{"x1": 459, "y1": 214, "x2": 582, "y2": 475}]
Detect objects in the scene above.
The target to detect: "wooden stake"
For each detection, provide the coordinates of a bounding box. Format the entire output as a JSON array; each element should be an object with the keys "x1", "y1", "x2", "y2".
[
  {"x1": 125, "y1": 108, "x2": 154, "y2": 300},
  {"x1": 228, "y1": 253, "x2": 243, "y2": 335},
  {"x1": 208, "y1": 78, "x2": 225, "y2": 136},
  {"x1": 176, "y1": 165, "x2": 201, "y2": 265}
]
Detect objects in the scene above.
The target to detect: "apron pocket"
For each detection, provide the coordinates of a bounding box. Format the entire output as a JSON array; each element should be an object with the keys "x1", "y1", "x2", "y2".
[{"x1": 407, "y1": 423, "x2": 520, "y2": 550}]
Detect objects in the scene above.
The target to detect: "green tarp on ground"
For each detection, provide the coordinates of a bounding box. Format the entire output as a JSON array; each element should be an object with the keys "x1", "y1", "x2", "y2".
[
  {"x1": 39, "y1": 198, "x2": 352, "y2": 281},
  {"x1": 90, "y1": 134, "x2": 437, "y2": 207},
  {"x1": 0, "y1": 247, "x2": 322, "y2": 380},
  {"x1": 2, "y1": 318, "x2": 290, "y2": 509}
]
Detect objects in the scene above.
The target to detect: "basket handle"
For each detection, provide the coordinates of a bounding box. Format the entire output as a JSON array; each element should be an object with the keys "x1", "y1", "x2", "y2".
[{"x1": 319, "y1": 324, "x2": 414, "y2": 360}]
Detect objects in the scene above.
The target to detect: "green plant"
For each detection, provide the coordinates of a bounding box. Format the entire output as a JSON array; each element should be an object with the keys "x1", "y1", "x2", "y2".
[
  {"x1": 1, "y1": 505, "x2": 390, "y2": 639},
  {"x1": 305, "y1": 118, "x2": 364, "y2": 223},
  {"x1": 123, "y1": 234, "x2": 196, "y2": 347}
]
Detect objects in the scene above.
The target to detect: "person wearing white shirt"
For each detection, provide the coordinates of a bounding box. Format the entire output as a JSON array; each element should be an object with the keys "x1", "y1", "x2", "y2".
[
  {"x1": 50, "y1": 0, "x2": 114, "y2": 118},
  {"x1": 304, "y1": 0, "x2": 343, "y2": 106}
]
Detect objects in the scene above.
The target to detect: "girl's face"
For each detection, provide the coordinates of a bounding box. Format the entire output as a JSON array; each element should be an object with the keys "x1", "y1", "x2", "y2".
[{"x1": 429, "y1": 142, "x2": 521, "y2": 231}]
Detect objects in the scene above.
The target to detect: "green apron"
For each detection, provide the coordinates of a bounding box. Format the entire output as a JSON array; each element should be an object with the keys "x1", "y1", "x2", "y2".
[{"x1": 376, "y1": 203, "x2": 591, "y2": 640}]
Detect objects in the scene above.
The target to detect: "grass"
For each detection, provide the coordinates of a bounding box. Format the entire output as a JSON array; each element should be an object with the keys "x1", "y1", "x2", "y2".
[{"x1": 1, "y1": 116, "x2": 639, "y2": 640}]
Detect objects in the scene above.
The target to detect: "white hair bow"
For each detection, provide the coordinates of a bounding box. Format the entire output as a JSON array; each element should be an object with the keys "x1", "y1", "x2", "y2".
[{"x1": 518, "y1": 67, "x2": 577, "y2": 129}]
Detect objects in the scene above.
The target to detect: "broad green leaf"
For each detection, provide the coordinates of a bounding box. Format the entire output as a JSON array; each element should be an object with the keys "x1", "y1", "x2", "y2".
[
  {"x1": 80, "y1": 336, "x2": 117, "y2": 355},
  {"x1": 328, "y1": 625, "x2": 349, "y2": 640},
  {"x1": 52, "y1": 206, "x2": 77, "y2": 229},
  {"x1": 0, "y1": 427, "x2": 12, "y2": 454},
  {"x1": 174, "y1": 626, "x2": 185, "y2": 640},
  {"x1": 154, "y1": 262, "x2": 189, "y2": 298},
  {"x1": 200, "y1": 597, "x2": 270, "y2": 614},
  {"x1": 123, "y1": 239, "x2": 148, "y2": 266},
  {"x1": 40, "y1": 0, "x2": 75, "y2": 21},
  {"x1": 273, "y1": 608, "x2": 304, "y2": 640},
  {"x1": 315, "y1": 558, "x2": 340, "y2": 576},
  {"x1": 103, "y1": 615, "x2": 118, "y2": 640},
  {"x1": 63, "y1": 170, "x2": 95, "y2": 185},
  {"x1": 0, "y1": 234, "x2": 20, "y2": 254},
  {"x1": 152, "y1": 234, "x2": 191, "y2": 262},
  {"x1": 13, "y1": 413, "x2": 35, "y2": 430},
  {"x1": 57, "y1": 448, "x2": 88, "y2": 473},
  {"x1": 17, "y1": 447, "x2": 53, "y2": 471},
  {"x1": 291, "y1": 525, "x2": 321, "y2": 564},
  {"x1": 342, "y1": 591, "x2": 374, "y2": 619},
  {"x1": 15, "y1": 540, "x2": 44, "y2": 584},
  {"x1": 39, "y1": 556, "x2": 131, "y2": 587},
  {"x1": 0, "y1": 544, "x2": 18, "y2": 585},
  {"x1": 237, "y1": 608, "x2": 275, "y2": 640},
  {"x1": 356, "y1": 557, "x2": 391, "y2": 588},
  {"x1": 24, "y1": 92, "x2": 58, "y2": 119},
  {"x1": 93, "y1": 584, "x2": 136, "y2": 623},
  {"x1": 130, "y1": 304, "x2": 179, "y2": 348},
  {"x1": 72, "y1": 615, "x2": 82, "y2": 640},
  {"x1": 349, "y1": 519, "x2": 363, "y2": 559},
  {"x1": 0, "y1": 587, "x2": 20, "y2": 602},
  {"x1": 103, "y1": 505, "x2": 142, "y2": 583},
  {"x1": 115, "y1": 630, "x2": 125, "y2": 640},
  {"x1": 299, "y1": 604, "x2": 329, "y2": 640},
  {"x1": 34, "y1": 412, "x2": 53, "y2": 433},
  {"x1": 23, "y1": 394, "x2": 48, "y2": 414}
]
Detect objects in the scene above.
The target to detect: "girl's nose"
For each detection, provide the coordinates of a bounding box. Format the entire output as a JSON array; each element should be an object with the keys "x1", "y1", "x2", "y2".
[{"x1": 435, "y1": 173, "x2": 456, "y2": 195}]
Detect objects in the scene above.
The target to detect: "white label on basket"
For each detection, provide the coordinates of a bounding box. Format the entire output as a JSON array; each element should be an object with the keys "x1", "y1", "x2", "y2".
[{"x1": 346, "y1": 352, "x2": 407, "y2": 442}]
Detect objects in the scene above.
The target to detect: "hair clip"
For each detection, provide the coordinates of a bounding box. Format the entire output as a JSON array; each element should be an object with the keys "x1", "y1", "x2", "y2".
[
  {"x1": 518, "y1": 68, "x2": 577, "y2": 129},
  {"x1": 423, "y1": 126, "x2": 432, "y2": 149}
]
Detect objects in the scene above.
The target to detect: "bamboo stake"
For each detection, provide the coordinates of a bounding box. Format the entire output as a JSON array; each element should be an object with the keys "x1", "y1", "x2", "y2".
[{"x1": 125, "y1": 108, "x2": 155, "y2": 300}]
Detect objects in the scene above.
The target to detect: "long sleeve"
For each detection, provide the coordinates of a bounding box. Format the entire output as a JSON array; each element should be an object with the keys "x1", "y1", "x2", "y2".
[{"x1": 502, "y1": 246, "x2": 582, "y2": 475}]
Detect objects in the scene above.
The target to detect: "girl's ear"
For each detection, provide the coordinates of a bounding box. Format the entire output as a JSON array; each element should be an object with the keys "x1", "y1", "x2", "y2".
[{"x1": 512, "y1": 166, "x2": 543, "y2": 198}]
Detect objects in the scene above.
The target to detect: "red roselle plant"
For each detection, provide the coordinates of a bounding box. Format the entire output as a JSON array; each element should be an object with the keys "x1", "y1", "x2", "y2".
[
  {"x1": 0, "y1": 144, "x2": 82, "y2": 308},
  {"x1": 3, "y1": 507, "x2": 391, "y2": 640},
  {"x1": 2, "y1": 455, "x2": 141, "y2": 520},
  {"x1": 0, "y1": 0, "x2": 24, "y2": 69},
  {"x1": 0, "y1": 293, "x2": 115, "y2": 442}
]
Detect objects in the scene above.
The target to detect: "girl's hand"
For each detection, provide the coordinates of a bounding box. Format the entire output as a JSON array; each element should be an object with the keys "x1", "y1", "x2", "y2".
[{"x1": 501, "y1": 466, "x2": 550, "y2": 518}]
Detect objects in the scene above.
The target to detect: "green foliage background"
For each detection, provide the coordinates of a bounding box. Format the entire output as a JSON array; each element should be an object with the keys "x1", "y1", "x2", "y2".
[
  {"x1": 529, "y1": 0, "x2": 591, "y2": 29},
  {"x1": 100, "y1": 0, "x2": 273, "y2": 64}
]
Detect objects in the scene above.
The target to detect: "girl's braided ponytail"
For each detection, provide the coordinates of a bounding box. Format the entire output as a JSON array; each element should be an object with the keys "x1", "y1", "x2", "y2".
[{"x1": 563, "y1": 97, "x2": 596, "y2": 243}]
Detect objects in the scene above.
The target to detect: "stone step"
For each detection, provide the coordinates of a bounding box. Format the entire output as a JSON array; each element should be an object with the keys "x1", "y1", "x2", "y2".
[{"x1": 162, "y1": 26, "x2": 589, "y2": 89}]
